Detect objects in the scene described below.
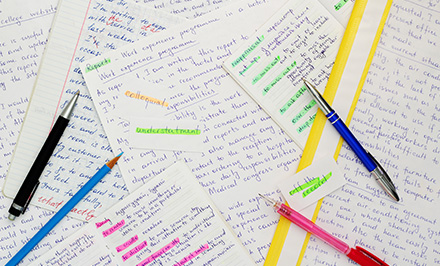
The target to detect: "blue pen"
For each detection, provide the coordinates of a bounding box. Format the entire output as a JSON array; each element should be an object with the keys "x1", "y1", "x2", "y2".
[
  {"x1": 6, "y1": 152, "x2": 123, "y2": 266},
  {"x1": 303, "y1": 79, "x2": 399, "y2": 201}
]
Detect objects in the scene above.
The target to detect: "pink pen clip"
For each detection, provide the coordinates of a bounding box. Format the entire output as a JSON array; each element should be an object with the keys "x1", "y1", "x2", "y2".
[{"x1": 347, "y1": 246, "x2": 389, "y2": 266}]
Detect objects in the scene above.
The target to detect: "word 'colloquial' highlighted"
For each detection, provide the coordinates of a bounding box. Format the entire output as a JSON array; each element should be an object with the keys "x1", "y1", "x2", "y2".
[{"x1": 125, "y1": 90, "x2": 169, "y2": 107}]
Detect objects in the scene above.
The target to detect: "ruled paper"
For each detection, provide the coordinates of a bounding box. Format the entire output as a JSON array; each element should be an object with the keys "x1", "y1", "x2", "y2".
[
  {"x1": 2, "y1": 0, "x2": 188, "y2": 221},
  {"x1": 31, "y1": 161, "x2": 256, "y2": 266}
]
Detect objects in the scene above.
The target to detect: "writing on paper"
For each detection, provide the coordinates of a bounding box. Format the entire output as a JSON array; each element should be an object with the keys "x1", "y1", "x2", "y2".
[
  {"x1": 334, "y1": 0, "x2": 350, "y2": 11},
  {"x1": 32, "y1": 162, "x2": 255, "y2": 265},
  {"x1": 117, "y1": 235, "x2": 139, "y2": 252},
  {"x1": 289, "y1": 172, "x2": 332, "y2": 197},
  {"x1": 103, "y1": 219, "x2": 125, "y2": 237},
  {"x1": 81, "y1": 0, "x2": 351, "y2": 262},
  {"x1": 231, "y1": 35, "x2": 264, "y2": 68},
  {"x1": 303, "y1": 1, "x2": 440, "y2": 265},
  {"x1": 3, "y1": 0, "x2": 190, "y2": 221},
  {"x1": 278, "y1": 156, "x2": 345, "y2": 210},
  {"x1": 223, "y1": 1, "x2": 344, "y2": 148}
]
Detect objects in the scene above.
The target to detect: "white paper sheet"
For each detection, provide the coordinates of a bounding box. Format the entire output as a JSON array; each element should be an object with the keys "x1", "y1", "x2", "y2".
[
  {"x1": 300, "y1": 0, "x2": 440, "y2": 265},
  {"x1": 0, "y1": 2, "x2": 89, "y2": 265},
  {"x1": 278, "y1": 156, "x2": 346, "y2": 211},
  {"x1": 2, "y1": 0, "x2": 188, "y2": 221},
  {"x1": 222, "y1": 0, "x2": 344, "y2": 148},
  {"x1": 277, "y1": 1, "x2": 395, "y2": 264},
  {"x1": 80, "y1": 0, "x2": 359, "y2": 263},
  {"x1": 31, "y1": 161, "x2": 256, "y2": 266}
]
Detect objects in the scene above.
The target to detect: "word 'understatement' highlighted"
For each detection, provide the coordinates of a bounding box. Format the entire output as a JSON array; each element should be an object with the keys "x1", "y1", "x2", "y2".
[
  {"x1": 136, "y1": 127, "x2": 201, "y2": 135},
  {"x1": 85, "y1": 58, "x2": 111, "y2": 73},
  {"x1": 289, "y1": 172, "x2": 332, "y2": 198},
  {"x1": 125, "y1": 90, "x2": 169, "y2": 107}
]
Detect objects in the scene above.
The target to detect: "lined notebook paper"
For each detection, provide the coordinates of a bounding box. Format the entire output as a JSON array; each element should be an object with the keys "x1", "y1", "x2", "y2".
[
  {"x1": 31, "y1": 161, "x2": 256, "y2": 266},
  {"x1": 2, "y1": 0, "x2": 188, "y2": 221}
]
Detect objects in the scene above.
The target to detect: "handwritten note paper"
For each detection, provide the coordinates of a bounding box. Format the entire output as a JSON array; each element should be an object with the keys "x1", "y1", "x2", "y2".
[
  {"x1": 299, "y1": 0, "x2": 440, "y2": 265},
  {"x1": 31, "y1": 161, "x2": 255, "y2": 266},
  {"x1": 0, "y1": 0, "x2": 57, "y2": 181},
  {"x1": 223, "y1": 0, "x2": 344, "y2": 148},
  {"x1": 278, "y1": 156, "x2": 345, "y2": 211},
  {"x1": 2, "y1": 0, "x2": 188, "y2": 221},
  {"x1": 80, "y1": 0, "x2": 359, "y2": 263},
  {"x1": 0, "y1": 2, "x2": 93, "y2": 265}
]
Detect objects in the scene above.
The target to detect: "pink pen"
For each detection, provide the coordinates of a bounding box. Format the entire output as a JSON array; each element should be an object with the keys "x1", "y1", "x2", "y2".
[{"x1": 260, "y1": 194, "x2": 389, "y2": 266}]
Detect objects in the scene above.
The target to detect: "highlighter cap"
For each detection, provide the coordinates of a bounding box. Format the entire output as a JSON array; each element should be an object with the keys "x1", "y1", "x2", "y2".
[{"x1": 347, "y1": 246, "x2": 389, "y2": 266}]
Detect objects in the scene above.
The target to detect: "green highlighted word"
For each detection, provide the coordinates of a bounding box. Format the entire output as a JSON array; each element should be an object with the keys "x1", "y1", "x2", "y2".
[
  {"x1": 334, "y1": 0, "x2": 349, "y2": 11},
  {"x1": 136, "y1": 127, "x2": 201, "y2": 135},
  {"x1": 85, "y1": 58, "x2": 111, "y2": 73},
  {"x1": 297, "y1": 113, "x2": 316, "y2": 134},
  {"x1": 231, "y1": 35, "x2": 264, "y2": 68},
  {"x1": 239, "y1": 56, "x2": 260, "y2": 76},
  {"x1": 279, "y1": 85, "x2": 307, "y2": 115},
  {"x1": 289, "y1": 172, "x2": 332, "y2": 198},
  {"x1": 252, "y1": 56, "x2": 280, "y2": 85},
  {"x1": 263, "y1": 61, "x2": 297, "y2": 96},
  {"x1": 292, "y1": 100, "x2": 316, "y2": 124}
]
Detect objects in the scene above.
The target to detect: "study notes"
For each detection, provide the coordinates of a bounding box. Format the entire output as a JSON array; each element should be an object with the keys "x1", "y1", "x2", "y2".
[
  {"x1": 300, "y1": 0, "x2": 440, "y2": 265},
  {"x1": 0, "y1": 0, "x2": 57, "y2": 181},
  {"x1": 31, "y1": 161, "x2": 256, "y2": 266},
  {"x1": 2, "y1": 0, "x2": 189, "y2": 221},
  {"x1": 223, "y1": 0, "x2": 344, "y2": 148},
  {"x1": 81, "y1": 0, "x2": 354, "y2": 263},
  {"x1": 0, "y1": 2, "x2": 88, "y2": 265}
]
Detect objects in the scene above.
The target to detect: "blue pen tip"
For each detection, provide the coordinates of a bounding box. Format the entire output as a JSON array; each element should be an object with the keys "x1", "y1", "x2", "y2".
[{"x1": 116, "y1": 152, "x2": 124, "y2": 157}]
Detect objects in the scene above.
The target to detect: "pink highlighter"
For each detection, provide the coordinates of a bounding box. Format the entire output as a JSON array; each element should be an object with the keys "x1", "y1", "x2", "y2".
[{"x1": 260, "y1": 194, "x2": 389, "y2": 266}]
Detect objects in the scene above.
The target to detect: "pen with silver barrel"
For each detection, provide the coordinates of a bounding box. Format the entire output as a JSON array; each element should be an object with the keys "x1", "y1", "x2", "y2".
[
  {"x1": 303, "y1": 79, "x2": 399, "y2": 201},
  {"x1": 8, "y1": 91, "x2": 80, "y2": 220}
]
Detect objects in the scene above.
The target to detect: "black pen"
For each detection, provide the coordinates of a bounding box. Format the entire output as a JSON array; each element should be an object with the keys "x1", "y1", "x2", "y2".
[
  {"x1": 303, "y1": 79, "x2": 399, "y2": 201},
  {"x1": 8, "y1": 91, "x2": 80, "y2": 220}
]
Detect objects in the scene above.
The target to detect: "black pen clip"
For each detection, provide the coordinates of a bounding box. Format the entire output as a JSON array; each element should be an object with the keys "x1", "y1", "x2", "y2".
[{"x1": 22, "y1": 181, "x2": 40, "y2": 214}]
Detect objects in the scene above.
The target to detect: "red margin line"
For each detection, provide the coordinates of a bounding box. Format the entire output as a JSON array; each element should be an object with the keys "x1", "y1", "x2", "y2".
[{"x1": 51, "y1": 0, "x2": 93, "y2": 128}]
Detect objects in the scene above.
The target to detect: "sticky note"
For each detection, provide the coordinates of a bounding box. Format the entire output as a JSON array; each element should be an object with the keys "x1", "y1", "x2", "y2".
[{"x1": 278, "y1": 156, "x2": 346, "y2": 211}]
